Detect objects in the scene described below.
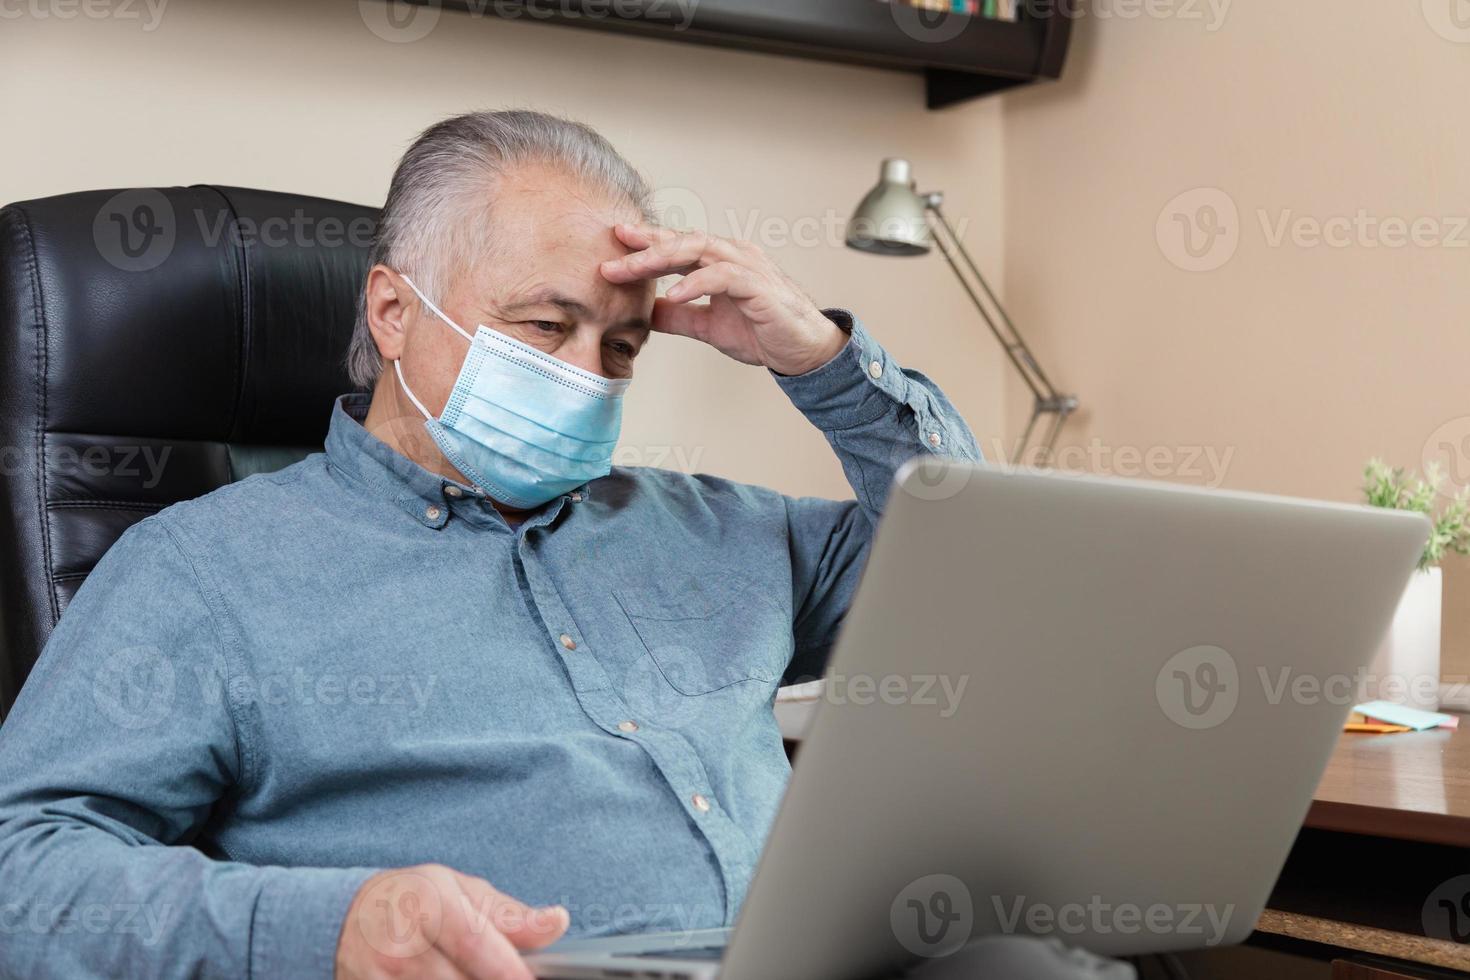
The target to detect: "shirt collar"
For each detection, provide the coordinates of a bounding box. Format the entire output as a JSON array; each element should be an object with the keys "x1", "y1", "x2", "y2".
[{"x1": 324, "y1": 394, "x2": 591, "y2": 528}]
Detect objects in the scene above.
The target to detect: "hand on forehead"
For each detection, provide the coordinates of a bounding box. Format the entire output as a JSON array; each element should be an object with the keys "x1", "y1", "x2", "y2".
[{"x1": 448, "y1": 165, "x2": 655, "y2": 327}]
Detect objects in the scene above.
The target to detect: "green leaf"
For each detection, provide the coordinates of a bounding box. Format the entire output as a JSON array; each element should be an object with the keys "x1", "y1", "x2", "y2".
[{"x1": 1364, "y1": 459, "x2": 1470, "y2": 569}]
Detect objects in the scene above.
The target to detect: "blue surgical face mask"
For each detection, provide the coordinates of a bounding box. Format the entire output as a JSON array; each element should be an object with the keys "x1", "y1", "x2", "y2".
[{"x1": 392, "y1": 275, "x2": 630, "y2": 510}]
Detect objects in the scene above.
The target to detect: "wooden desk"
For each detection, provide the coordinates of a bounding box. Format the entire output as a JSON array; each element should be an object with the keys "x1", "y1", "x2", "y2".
[
  {"x1": 1252, "y1": 724, "x2": 1470, "y2": 978},
  {"x1": 1306, "y1": 726, "x2": 1470, "y2": 848}
]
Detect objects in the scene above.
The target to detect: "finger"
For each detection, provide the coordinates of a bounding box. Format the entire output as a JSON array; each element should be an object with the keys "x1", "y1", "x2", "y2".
[
  {"x1": 450, "y1": 871, "x2": 550, "y2": 937},
  {"x1": 601, "y1": 229, "x2": 740, "y2": 285},
  {"x1": 611, "y1": 222, "x2": 656, "y2": 249},
  {"x1": 435, "y1": 877, "x2": 539, "y2": 980},
  {"x1": 615, "y1": 221, "x2": 695, "y2": 248},
  {"x1": 456, "y1": 874, "x2": 569, "y2": 952},
  {"x1": 620, "y1": 222, "x2": 759, "y2": 259},
  {"x1": 663, "y1": 262, "x2": 761, "y2": 305},
  {"x1": 601, "y1": 229, "x2": 709, "y2": 284},
  {"x1": 650, "y1": 296, "x2": 714, "y2": 340},
  {"x1": 500, "y1": 905, "x2": 570, "y2": 952},
  {"x1": 620, "y1": 218, "x2": 758, "y2": 257},
  {"x1": 436, "y1": 924, "x2": 533, "y2": 980},
  {"x1": 407, "y1": 947, "x2": 477, "y2": 980}
]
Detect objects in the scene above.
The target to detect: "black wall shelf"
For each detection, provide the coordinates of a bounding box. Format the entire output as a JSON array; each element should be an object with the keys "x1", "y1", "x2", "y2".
[{"x1": 425, "y1": 0, "x2": 1071, "y2": 108}]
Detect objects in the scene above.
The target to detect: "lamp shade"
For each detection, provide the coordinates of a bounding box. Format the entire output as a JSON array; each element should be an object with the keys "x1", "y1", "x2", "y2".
[{"x1": 844, "y1": 158, "x2": 933, "y2": 256}]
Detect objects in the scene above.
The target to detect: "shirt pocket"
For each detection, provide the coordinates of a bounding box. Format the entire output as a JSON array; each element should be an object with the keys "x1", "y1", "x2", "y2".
[{"x1": 613, "y1": 577, "x2": 792, "y2": 695}]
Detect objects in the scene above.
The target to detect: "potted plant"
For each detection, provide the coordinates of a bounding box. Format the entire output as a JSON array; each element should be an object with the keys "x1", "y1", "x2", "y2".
[{"x1": 1360, "y1": 459, "x2": 1470, "y2": 710}]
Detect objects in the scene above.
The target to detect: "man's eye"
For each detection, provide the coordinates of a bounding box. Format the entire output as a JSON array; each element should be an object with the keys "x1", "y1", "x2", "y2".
[
  {"x1": 529, "y1": 320, "x2": 562, "y2": 334},
  {"x1": 609, "y1": 341, "x2": 637, "y2": 358}
]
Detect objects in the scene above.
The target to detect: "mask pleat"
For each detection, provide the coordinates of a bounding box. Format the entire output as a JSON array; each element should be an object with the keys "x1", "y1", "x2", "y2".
[
  {"x1": 400, "y1": 273, "x2": 631, "y2": 509},
  {"x1": 453, "y1": 392, "x2": 619, "y2": 464}
]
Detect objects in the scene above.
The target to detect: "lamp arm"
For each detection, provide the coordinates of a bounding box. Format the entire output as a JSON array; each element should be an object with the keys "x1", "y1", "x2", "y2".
[
  {"x1": 927, "y1": 204, "x2": 1063, "y2": 403},
  {"x1": 925, "y1": 203, "x2": 1078, "y2": 465},
  {"x1": 928, "y1": 227, "x2": 1046, "y2": 405}
]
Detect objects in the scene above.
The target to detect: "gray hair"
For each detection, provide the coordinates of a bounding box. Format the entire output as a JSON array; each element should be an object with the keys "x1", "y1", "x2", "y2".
[{"x1": 346, "y1": 109, "x2": 655, "y2": 389}]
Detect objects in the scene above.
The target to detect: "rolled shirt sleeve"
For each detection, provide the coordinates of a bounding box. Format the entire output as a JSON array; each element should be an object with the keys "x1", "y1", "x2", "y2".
[
  {"x1": 0, "y1": 517, "x2": 377, "y2": 979},
  {"x1": 776, "y1": 310, "x2": 981, "y2": 682}
]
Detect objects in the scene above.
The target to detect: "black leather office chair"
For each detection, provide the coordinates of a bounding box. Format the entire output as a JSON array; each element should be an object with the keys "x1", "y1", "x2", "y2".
[{"x1": 0, "y1": 186, "x2": 376, "y2": 719}]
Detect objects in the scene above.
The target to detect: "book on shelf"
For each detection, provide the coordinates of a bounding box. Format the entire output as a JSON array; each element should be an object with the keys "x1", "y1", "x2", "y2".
[{"x1": 878, "y1": 0, "x2": 1021, "y2": 20}]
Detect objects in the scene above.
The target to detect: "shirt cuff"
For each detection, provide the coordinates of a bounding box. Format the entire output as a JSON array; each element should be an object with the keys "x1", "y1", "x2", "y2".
[
  {"x1": 250, "y1": 865, "x2": 380, "y2": 980},
  {"x1": 772, "y1": 310, "x2": 911, "y2": 431}
]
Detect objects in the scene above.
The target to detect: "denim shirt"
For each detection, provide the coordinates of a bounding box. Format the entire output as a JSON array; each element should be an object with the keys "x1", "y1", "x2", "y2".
[{"x1": 0, "y1": 312, "x2": 979, "y2": 979}]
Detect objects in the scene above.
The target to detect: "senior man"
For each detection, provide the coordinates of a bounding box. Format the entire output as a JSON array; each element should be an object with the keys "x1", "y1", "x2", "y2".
[{"x1": 0, "y1": 111, "x2": 980, "y2": 979}]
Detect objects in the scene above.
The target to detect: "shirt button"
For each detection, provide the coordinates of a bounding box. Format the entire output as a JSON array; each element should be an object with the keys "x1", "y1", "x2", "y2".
[
  {"x1": 868, "y1": 360, "x2": 883, "y2": 380},
  {"x1": 928, "y1": 432, "x2": 943, "y2": 447},
  {"x1": 618, "y1": 720, "x2": 639, "y2": 734},
  {"x1": 691, "y1": 794, "x2": 712, "y2": 813},
  {"x1": 444, "y1": 485, "x2": 463, "y2": 498},
  {"x1": 559, "y1": 634, "x2": 577, "y2": 651},
  {"x1": 425, "y1": 505, "x2": 442, "y2": 521}
]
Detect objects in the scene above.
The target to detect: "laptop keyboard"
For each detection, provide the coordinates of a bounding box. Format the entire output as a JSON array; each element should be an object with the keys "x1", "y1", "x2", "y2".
[{"x1": 614, "y1": 946, "x2": 726, "y2": 961}]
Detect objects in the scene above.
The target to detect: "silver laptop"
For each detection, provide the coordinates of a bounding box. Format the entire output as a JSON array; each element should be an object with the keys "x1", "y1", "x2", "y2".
[{"x1": 529, "y1": 461, "x2": 1429, "y2": 980}]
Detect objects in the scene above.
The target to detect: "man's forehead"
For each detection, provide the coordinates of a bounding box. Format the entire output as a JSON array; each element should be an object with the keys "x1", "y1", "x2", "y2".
[
  {"x1": 463, "y1": 228, "x2": 653, "y2": 325},
  {"x1": 448, "y1": 167, "x2": 651, "y2": 318},
  {"x1": 492, "y1": 165, "x2": 640, "y2": 240}
]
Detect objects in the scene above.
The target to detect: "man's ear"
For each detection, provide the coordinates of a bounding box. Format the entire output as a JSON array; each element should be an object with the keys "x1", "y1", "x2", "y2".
[{"x1": 364, "y1": 265, "x2": 411, "y2": 363}]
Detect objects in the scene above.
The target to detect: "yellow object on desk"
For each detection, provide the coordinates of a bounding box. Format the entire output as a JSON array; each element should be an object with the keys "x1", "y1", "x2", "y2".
[{"x1": 1343, "y1": 721, "x2": 1413, "y2": 734}]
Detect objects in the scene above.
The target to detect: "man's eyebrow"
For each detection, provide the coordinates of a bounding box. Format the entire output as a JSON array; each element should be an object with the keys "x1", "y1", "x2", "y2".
[
  {"x1": 614, "y1": 316, "x2": 652, "y2": 334},
  {"x1": 499, "y1": 290, "x2": 593, "y2": 318},
  {"x1": 500, "y1": 290, "x2": 650, "y2": 332}
]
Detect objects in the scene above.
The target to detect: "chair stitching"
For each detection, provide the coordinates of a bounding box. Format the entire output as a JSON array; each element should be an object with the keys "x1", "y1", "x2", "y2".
[
  {"x1": 200, "y1": 186, "x2": 248, "y2": 454},
  {"x1": 15, "y1": 207, "x2": 59, "y2": 624},
  {"x1": 47, "y1": 500, "x2": 166, "y2": 512}
]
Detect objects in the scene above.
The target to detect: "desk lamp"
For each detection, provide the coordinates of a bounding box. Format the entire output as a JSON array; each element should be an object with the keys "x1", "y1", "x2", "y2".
[{"x1": 845, "y1": 158, "x2": 1078, "y2": 466}]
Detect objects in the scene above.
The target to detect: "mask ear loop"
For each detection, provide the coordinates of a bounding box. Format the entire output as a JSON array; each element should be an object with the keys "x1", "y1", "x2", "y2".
[
  {"x1": 401, "y1": 274, "x2": 476, "y2": 343},
  {"x1": 394, "y1": 359, "x2": 435, "y2": 422},
  {"x1": 392, "y1": 272, "x2": 477, "y2": 422}
]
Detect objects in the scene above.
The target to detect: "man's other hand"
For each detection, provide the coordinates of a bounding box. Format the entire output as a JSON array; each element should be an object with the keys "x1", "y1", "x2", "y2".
[
  {"x1": 337, "y1": 864, "x2": 568, "y2": 979},
  {"x1": 599, "y1": 223, "x2": 847, "y2": 377}
]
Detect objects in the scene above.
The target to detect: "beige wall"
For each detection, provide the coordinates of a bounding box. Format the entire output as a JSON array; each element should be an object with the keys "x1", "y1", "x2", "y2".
[
  {"x1": 0, "y1": 0, "x2": 1006, "y2": 500},
  {"x1": 1000, "y1": 2, "x2": 1470, "y2": 684},
  {"x1": 7, "y1": 0, "x2": 1464, "y2": 679}
]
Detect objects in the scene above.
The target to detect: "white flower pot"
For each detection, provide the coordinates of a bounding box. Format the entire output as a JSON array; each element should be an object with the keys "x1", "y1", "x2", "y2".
[{"x1": 1361, "y1": 566, "x2": 1443, "y2": 711}]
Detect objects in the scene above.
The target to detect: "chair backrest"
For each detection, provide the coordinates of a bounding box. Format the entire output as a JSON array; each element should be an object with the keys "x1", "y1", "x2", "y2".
[{"x1": 0, "y1": 185, "x2": 377, "y2": 719}]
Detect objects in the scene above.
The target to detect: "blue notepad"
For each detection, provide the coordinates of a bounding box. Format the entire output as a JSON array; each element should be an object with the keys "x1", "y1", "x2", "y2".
[{"x1": 1354, "y1": 700, "x2": 1456, "y2": 731}]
